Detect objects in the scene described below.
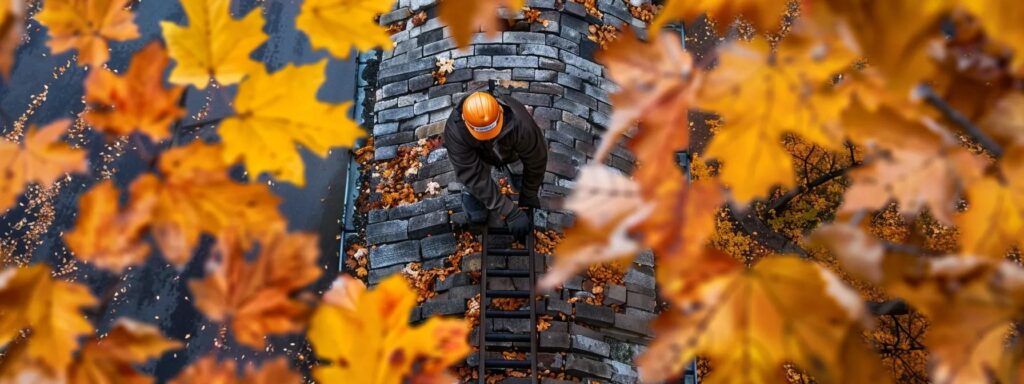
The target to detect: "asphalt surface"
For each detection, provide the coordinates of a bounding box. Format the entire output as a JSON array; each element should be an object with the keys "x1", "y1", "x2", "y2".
[{"x1": 0, "y1": 0, "x2": 357, "y2": 379}]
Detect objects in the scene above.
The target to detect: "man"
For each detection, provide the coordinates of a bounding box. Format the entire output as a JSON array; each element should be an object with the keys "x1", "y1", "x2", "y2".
[{"x1": 443, "y1": 91, "x2": 548, "y2": 241}]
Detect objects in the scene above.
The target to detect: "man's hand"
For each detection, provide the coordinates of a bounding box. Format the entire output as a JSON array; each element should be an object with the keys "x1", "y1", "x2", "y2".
[
  {"x1": 505, "y1": 208, "x2": 530, "y2": 242},
  {"x1": 518, "y1": 194, "x2": 541, "y2": 209}
]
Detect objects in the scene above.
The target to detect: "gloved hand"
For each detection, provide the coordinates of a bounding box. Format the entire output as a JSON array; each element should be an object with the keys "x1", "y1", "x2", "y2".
[
  {"x1": 505, "y1": 208, "x2": 531, "y2": 242},
  {"x1": 518, "y1": 194, "x2": 541, "y2": 209}
]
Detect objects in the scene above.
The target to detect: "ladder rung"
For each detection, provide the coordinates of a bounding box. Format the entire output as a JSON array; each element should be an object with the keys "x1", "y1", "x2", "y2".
[
  {"x1": 485, "y1": 309, "x2": 532, "y2": 318},
  {"x1": 485, "y1": 333, "x2": 531, "y2": 342},
  {"x1": 488, "y1": 249, "x2": 529, "y2": 256},
  {"x1": 484, "y1": 359, "x2": 531, "y2": 369},
  {"x1": 487, "y1": 290, "x2": 531, "y2": 298},
  {"x1": 487, "y1": 269, "x2": 529, "y2": 277}
]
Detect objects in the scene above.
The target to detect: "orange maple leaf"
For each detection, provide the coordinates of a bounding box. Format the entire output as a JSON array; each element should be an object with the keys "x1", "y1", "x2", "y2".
[
  {"x1": 35, "y1": 0, "x2": 140, "y2": 67},
  {"x1": 439, "y1": 0, "x2": 524, "y2": 48},
  {"x1": 0, "y1": 0, "x2": 25, "y2": 78},
  {"x1": 189, "y1": 231, "x2": 321, "y2": 349},
  {"x1": 84, "y1": 42, "x2": 186, "y2": 141},
  {"x1": 169, "y1": 355, "x2": 302, "y2": 384},
  {"x1": 69, "y1": 318, "x2": 181, "y2": 384},
  {"x1": 65, "y1": 180, "x2": 154, "y2": 272},
  {"x1": 0, "y1": 119, "x2": 88, "y2": 213}
]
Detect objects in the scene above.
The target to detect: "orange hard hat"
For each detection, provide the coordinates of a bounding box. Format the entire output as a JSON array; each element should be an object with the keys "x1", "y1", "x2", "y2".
[{"x1": 462, "y1": 92, "x2": 504, "y2": 141}]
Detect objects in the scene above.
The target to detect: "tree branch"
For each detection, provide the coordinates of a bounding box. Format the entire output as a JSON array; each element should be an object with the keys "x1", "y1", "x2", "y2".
[
  {"x1": 177, "y1": 116, "x2": 227, "y2": 133},
  {"x1": 916, "y1": 84, "x2": 1004, "y2": 158},
  {"x1": 769, "y1": 159, "x2": 864, "y2": 212}
]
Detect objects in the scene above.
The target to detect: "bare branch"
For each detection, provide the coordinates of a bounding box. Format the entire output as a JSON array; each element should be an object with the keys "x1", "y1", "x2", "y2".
[{"x1": 916, "y1": 84, "x2": 1004, "y2": 158}]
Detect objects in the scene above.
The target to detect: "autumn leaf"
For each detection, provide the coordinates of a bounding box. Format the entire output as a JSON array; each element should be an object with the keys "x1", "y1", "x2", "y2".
[
  {"x1": 650, "y1": 0, "x2": 791, "y2": 35},
  {"x1": 219, "y1": 60, "x2": 362, "y2": 186},
  {"x1": 979, "y1": 91, "x2": 1024, "y2": 144},
  {"x1": 144, "y1": 142, "x2": 285, "y2": 266},
  {"x1": 189, "y1": 230, "x2": 320, "y2": 349},
  {"x1": 638, "y1": 256, "x2": 878, "y2": 383},
  {"x1": 35, "y1": 0, "x2": 139, "y2": 67},
  {"x1": 84, "y1": 42, "x2": 185, "y2": 141},
  {"x1": 169, "y1": 355, "x2": 302, "y2": 384},
  {"x1": 295, "y1": 0, "x2": 394, "y2": 59},
  {"x1": 539, "y1": 165, "x2": 651, "y2": 289},
  {"x1": 160, "y1": 0, "x2": 267, "y2": 89},
  {"x1": 69, "y1": 318, "x2": 181, "y2": 384},
  {"x1": 439, "y1": 0, "x2": 524, "y2": 48},
  {"x1": 0, "y1": 119, "x2": 88, "y2": 213},
  {"x1": 309, "y1": 275, "x2": 470, "y2": 384},
  {"x1": 65, "y1": 180, "x2": 154, "y2": 272},
  {"x1": 960, "y1": 0, "x2": 1024, "y2": 72},
  {"x1": 0, "y1": 265, "x2": 97, "y2": 372},
  {"x1": 0, "y1": 0, "x2": 24, "y2": 78},
  {"x1": 957, "y1": 177, "x2": 1024, "y2": 259},
  {"x1": 702, "y1": 35, "x2": 854, "y2": 202}
]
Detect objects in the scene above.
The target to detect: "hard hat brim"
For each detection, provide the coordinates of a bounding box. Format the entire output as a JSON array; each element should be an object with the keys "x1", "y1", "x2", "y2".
[{"x1": 467, "y1": 110, "x2": 503, "y2": 141}]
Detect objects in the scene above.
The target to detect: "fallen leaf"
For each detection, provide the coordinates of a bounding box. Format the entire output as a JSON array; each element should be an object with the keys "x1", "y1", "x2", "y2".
[
  {"x1": 69, "y1": 318, "x2": 181, "y2": 384},
  {"x1": 160, "y1": 0, "x2": 267, "y2": 89},
  {"x1": 439, "y1": 0, "x2": 524, "y2": 48},
  {"x1": 0, "y1": 119, "x2": 88, "y2": 213},
  {"x1": 0, "y1": 0, "x2": 25, "y2": 78},
  {"x1": 169, "y1": 355, "x2": 302, "y2": 384},
  {"x1": 961, "y1": 0, "x2": 1024, "y2": 72},
  {"x1": 189, "y1": 230, "x2": 321, "y2": 349},
  {"x1": 84, "y1": 42, "x2": 186, "y2": 141},
  {"x1": 296, "y1": 0, "x2": 394, "y2": 59},
  {"x1": 219, "y1": 60, "x2": 363, "y2": 186},
  {"x1": 65, "y1": 180, "x2": 154, "y2": 272},
  {"x1": 0, "y1": 265, "x2": 97, "y2": 373},
  {"x1": 35, "y1": 0, "x2": 139, "y2": 67},
  {"x1": 309, "y1": 275, "x2": 470, "y2": 384}
]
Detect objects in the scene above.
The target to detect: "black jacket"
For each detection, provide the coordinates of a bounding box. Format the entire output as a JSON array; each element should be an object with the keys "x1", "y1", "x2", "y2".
[{"x1": 443, "y1": 94, "x2": 548, "y2": 218}]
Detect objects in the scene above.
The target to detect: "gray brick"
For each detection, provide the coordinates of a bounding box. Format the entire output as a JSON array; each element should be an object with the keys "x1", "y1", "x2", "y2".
[
  {"x1": 547, "y1": 299, "x2": 572, "y2": 316},
  {"x1": 372, "y1": 122, "x2": 399, "y2": 136},
  {"x1": 535, "y1": 69, "x2": 557, "y2": 82},
  {"x1": 427, "y1": 147, "x2": 448, "y2": 163},
  {"x1": 374, "y1": 145, "x2": 397, "y2": 161},
  {"x1": 467, "y1": 55, "x2": 492, "y2": 68},
  {"x1": 369, "y1": 240, "x2": 420, "y2": 268},
  {"x1": 434, "y1": 271, "x2": 472, "y2": 292},
  {"x1": 556, "y1": 73, "x2": 583, "y2": 90},
  {"x1": 428, "y1": 83, "x2": 462, "y2": 98},
  {"x1": 420, "y1": 232, "x2": 458, "y2": 259},
  {"x1": 556, "y1": 121, "x2": 594, "y2": 142},
  {"x1": 493, "y1": 55, "x2": 539, "y2": 68},
  {"x1": 607, "y1": 360, "x2": 639, "y2": 383},
  {"x1": 446, "y1": 68, "x2": 472, "y2": 83},
  {"x1": 366, "y1": 220, "x2": 409, "y2": 245},
  {"x1": 368, "y1": 209, "x2": 388, "y2": 224},
  {"x1": 511, "y1": 92, "x2": 551, "y2": 107},
  {"x1": 414, "y1": 96, "x2": 452, "y2": 115},
  {"x1": 530, "y1": 82, "x2": 564, "y2": 95},
  {"x1": 368, "y1": 264, "x2": 404, "y2": 285},
  {"x1": 415, "y1": 121, "x2": 446, "y2": 139},
  {"x1": 474, "y1": 69, "x2": 512, "y2": 81},
  {"x1": 545, "y1": 34, "x2": 579, "y2": 53},
  {"x1": 381, "y1": 81, "x2": 409, "y2": 99},
  {"x1": 475, "y1": 44, "x2": 516, "y2": 56},
  {"x1": 408, "y1": 210, "x2": 450, "y2": 238},
  {"x1": 533, "y1": 106, "x2": 562, "y2": 121},
  {"x1": 626, "y1": 290, "x2": 656, "y2": 312},
  {"x1": 378, "y1": 7, "x2": 411, "y2": 25},
  {"x1": 563, "y1": 88, "x2": 598, "y2": 109},
  {"x1": 396, "y1": 92, "x2": 427, "y2": 107},
  {"x1": 563, "y1": 1, "x2": 588, "y2": 17},
  {"x1": 518, "y1": 44, "x2": 559, "y2": 58},
  {"x1": 605, "y1": 284, "x2": 626, "y2": 305},
  {"x1": 565, "y1": 354, "x2": 612, "y2": 379},
  {"x1": 418, "y1": 157, "x2": 454, "y2": 178},
  {"x1": 400, "y1": 113, "x2": 429, "y2": 130},
  {"x1": 389, "y1": 197, "x2": 445, "y2": 220},
  {"x1": 421, "y1": 299, "x2": 466, "y2": 317},
  {"x1": 459, "y1": 252, "x2": 482, "y2": 272},
  {"x1": 540, "y1": 325, "x2": 570, "y2": 350},
  {"x1": 424, "y1": 37, "x2": 457, "y2": 56},
  {"x1": 512, "y1": 68, "x2": 536, "y2": 80},
  {"x1": 503, "y1": 31, "x2": 545, "y2": 44},
  {"x1": 571, "y1": 334, "x2": 611, "y2": 357},
  {"x1": 378, "y1": 106, "x2": 414, "y2": 123},
  {"x1": 417, "y1": 28, "x2": 444, "y2": 46},
  {"x1": 376, "y1": 131, "x2": 415, "y2": 147},
  {"x1": 408, "y1": 73, "x2": 434, "y2": 92},
  {"x1": 624, "y1": 268, "x2": 655, "y2": 291},
  {"x1": 378, "y1": 57, "x2": 435, "y2": 82},
  {"x1": 584, "y1": 82, "x2": 610, "y2": 103},
  {"x1": 538, "y1": 57, "x2": 566, "y2": 71},
  {"x1": 613, "y1": 311, "x2": 653, "y2": 335},
  {"x1": 591, "y1": 109, "x2": 610, "y2": 129},
  {"x1": 574, "y1": 303, "x2": 614, "y2": 326}
]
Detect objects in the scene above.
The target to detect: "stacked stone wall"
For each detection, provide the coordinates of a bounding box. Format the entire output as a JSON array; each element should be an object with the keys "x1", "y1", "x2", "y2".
[{"x1": 356, "y1": 1, "x2": 660, "y2": 382}]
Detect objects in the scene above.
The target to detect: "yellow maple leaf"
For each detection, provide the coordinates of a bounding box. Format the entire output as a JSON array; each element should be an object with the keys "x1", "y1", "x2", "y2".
[
  {"x1": 170, "y1": 355, "x2": 301, "y2": 384},
  {"x1": 650, "y1": 0, "x2": 791, "y2": 35},
  {"x1": 958, "y1": 177, "x2": 1024, "y2": 259},
  {"x1": 160, "y1": 0, "x2": 267, "y2": 89},
  {"x1": 65, "y1": 180, "x2": 154, "y2": 272},
  {"x1": 35, "y1": 0, "x2": 139, "y2": 67},
  {"x1": 439, "y1": 0, "x2": 525, "y2": 48},
  {"x1": 0, "y1": 265, "x2": 97, "y2": 373},
  {"x1": 0, "y1": 119, "x2": 88, "y2": 213},
  {"x1": 702, "y1": 35, "x2": 853, "y2": 202},
  {"x1": 84, "y1": 42, "x2": 185, "y2": 141},
  {"x1": 220, "y1": 60, "x2": 362, "y2": 186},
  {"x1": 960, "y1": 0, "x2": 1024, "y2": 72},
  {"x1": 189, "y1": 231, "x2": 320, "y2": 349},
  {"x1": 309, "y1": 275, "x2": 470, "y2": 384},
  {"x1": 639, "y1": 256, "x2": 882, "y2": 383},
  {"x1": 296, "y1": 0, "x2": 394, "y2": 59},
  {"x1": 69, "y1": 318, "x2": 181, "y2": 384}
]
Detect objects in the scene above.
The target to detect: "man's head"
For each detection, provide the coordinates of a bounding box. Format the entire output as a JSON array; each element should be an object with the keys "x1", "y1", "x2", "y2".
[{"x1": 462, "y1": 92, "x2": 504, "y2": 141}]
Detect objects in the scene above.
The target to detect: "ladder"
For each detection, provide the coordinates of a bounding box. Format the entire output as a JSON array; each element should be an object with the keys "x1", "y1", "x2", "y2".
[{"x1": 476, "y1": 216, "x2": 539, "y2": 383}]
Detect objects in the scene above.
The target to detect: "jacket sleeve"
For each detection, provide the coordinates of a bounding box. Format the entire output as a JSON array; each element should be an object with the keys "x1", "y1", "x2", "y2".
[
  {"x1": 443, "y1": 123, "x2": 518, "y2": 219},
  {"x1": 510, "y1": 101, "x2": 548, "y2": 200}
]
